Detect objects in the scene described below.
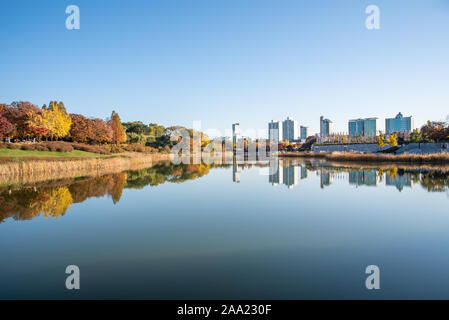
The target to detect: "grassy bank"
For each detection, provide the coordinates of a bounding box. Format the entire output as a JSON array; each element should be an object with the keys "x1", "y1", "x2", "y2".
[
  {"x1": 0, "y1": 148, "x2": 111, "y2": 161},
  {"x1": 279, "y1": 151, "x2": 449, "y2": 164}
]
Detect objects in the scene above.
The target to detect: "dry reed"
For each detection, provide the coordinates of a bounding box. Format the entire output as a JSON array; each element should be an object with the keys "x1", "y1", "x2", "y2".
[{"x1": 0, "y1": 153, "x2": 170, "y2": 185}]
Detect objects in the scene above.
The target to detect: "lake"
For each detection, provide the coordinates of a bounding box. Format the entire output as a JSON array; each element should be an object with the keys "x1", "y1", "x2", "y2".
[{"x1": 1, "y1": 158, "x2": 449, "y2": 299}]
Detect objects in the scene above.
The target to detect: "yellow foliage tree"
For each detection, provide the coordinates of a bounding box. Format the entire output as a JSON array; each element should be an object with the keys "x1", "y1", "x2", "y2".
[
  {"x1": 377, "y1": 131, "x2": 386, "y2": 148},
  {"x1": 42, "y1": 101, "x2": 72, "y2": 140},
  {"x1": 386, "y1": 133, "x2": 398, "y2": 146},
  {"x1": 26, "y1": 111, "x2": 48, "y2": 139}
]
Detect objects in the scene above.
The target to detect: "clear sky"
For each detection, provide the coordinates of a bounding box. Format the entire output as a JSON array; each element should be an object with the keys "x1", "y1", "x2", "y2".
[{"x1": 1, "y1": 0, "x2": 448, "y2": 137}]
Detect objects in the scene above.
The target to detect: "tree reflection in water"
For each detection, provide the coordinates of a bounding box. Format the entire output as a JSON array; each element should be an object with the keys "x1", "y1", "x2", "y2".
[{"x1": 0, "y1": 163, "x2": 212, "y2": 223}]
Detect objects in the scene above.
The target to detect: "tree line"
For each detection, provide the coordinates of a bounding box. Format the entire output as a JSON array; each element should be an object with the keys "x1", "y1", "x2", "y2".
[
  {"x1": 0, "y1": 101, "x2": 127, "y2": 144},
  {"x1": 0, "y1": 101, "x2": 177, "y2": 149}
]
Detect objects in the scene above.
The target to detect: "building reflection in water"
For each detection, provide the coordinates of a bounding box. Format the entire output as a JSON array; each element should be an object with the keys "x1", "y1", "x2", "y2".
[
  {"x1": 233, "y1": 165, "x2": 242, "y2": 183},
  {"x1": 349, "y1": 170, "x2": 378, "y2": 187},
  {"x1": 300, "y1": 166, "x2": 308, "y2": 179},
  {"x1": 319, "y1": 169, "x2": 334, "y2": 189},
  {"x1": 268, "y1": 160, "x2": 283, "y2": 186},
  {"x1": 263, "y1": 160, "x2": 447, "y2": 193},
  {"x1": 267, "y1": 160, "x2": 298, "y2": 189},
  {"x1": 385, "y1": 171, "x2": 414, "y2": 191}
]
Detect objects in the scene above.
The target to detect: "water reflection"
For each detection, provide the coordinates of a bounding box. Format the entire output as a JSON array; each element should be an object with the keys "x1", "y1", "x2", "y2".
[
  {"x1": 0, "y1": 162, "x2": 212, "y2": 223},
  {"x1": 256, "y1": 160, "x2": 449, "y2": 194},
  {"x1": 261, "y1": 159, "x2": 449, "y2": 195},
  {"x1": 1, "y1": 160, "x2": 449, "y2": 224}
]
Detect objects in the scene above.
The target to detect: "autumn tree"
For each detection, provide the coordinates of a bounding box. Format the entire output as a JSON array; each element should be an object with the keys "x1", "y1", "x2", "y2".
[
  {"x1": 69, "y1": 114, "x2": 90, "y2": 143},
  {"x1": 69, "y1": 114, "x2": 112, "y2": 144},
  {"x1": 27, "y1": 110, "x2": 50, "y2": 140},
  {"x1": 386, "y1": 133, "x2": 398, "y2": 146},
  {"x1": 41, "y1": 101, "x2": 72, "y2": 140},
  {"x1": 377, "y1": 131, "x2": 386, "y2": 148},
  {"x1": 0, "y1": 114, "x2": 14, "y2": 140},
  {"x1": 90, "y1": 118, "x2": 113, "y2": 144},
  {"x1": 0, "y1": 101, "x2": 40, "y2": 138},
  {"x1": 421, "y1": 121, "x2": 449, "y2": 142},
  {"x1": 108, "y1": 111, "x2": 126, "y2": 144}
]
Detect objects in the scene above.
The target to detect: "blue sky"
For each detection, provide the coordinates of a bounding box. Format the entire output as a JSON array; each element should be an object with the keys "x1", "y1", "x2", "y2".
[{"x1": 1, "y1": 0, "x2": 448, "y2": 136}]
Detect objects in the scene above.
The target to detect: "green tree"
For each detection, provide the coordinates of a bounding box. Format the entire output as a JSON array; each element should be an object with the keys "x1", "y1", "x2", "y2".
[
  {"x1": 123, "y1": 121, "x2": 148, "y2": 135},
  {"x1": 127, "y1": 132, "x2": 147, "y2": 145},
  {"x1": 410, "y1": 129, "x2": 421, "y2": 143}
]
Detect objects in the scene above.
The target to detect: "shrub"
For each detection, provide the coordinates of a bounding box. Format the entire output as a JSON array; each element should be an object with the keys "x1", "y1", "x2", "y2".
[
  {"x1": 21, "y1": 144, "x2": 36, "y2": 151},
  {"x1": 71, "y1": 143, "x2": 110, "y2": 155},
  {"x1": 40, "y1": 141, "x2": 74, "y2": 152},
  {"x1": 35, "y1": 144, "x2": 50, "y2": 151},
  {"x1": 122, "y1": 143, "x2": 148, "y2": 153},
  {"x1": 104, "y1": 144, "x2": 125, "y2": 153},
  {"x1": 6, "y1": 143, "x2": 21, "y2": 150}
]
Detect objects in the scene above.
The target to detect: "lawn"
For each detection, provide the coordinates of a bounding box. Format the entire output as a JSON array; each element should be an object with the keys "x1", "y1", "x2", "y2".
[{"x1": 0, "y1": 148, "x2": 112, "y2": 161}]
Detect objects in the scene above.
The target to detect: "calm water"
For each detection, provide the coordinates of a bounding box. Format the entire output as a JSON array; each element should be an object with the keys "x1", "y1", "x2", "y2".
[{"x1": 1, "y1": 159, "x2": 449, "y2": 299}]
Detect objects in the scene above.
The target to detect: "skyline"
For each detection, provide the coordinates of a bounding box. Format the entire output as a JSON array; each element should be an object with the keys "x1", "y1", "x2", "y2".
[{"x1": 1, "y1": 0, "x2": 449, "y2": 135}]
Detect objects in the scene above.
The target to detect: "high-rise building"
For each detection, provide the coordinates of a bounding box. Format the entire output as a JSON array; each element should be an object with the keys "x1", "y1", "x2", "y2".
[
  {"x1": 385, "y1": 112, "x2": 413, "y2": 134},
  {"x1": 232, "y1": 123, "x2": 240, "y2": 143},
  {"x1": 363, "y1": 118, "x2": 378, "y2": 137},
  {"x1": 300, "y1": 126, "x2": 309, "y2": 140},
  {"x1": 268, "y1": 120, "x2": 283, "y2": 143},
  {"x1": 282, "y1": 117, "x2": 298, "y2": 142},
  {"x1": 348, "y1": 117, "x2": 378, "y2": 137},
  {"x1": 348, "y1": 119, "x2": 364, "y2": 136},
  {"x1": 320, "y1": 116, "x2": 333, "y2": 137}
]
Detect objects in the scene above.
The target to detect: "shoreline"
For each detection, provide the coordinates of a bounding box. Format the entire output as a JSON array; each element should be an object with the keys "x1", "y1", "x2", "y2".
[
  {"x1": 0, "y1": 152, "x2": 171, "y2": 186},
  {"x1": 278, "y1": 151, "x2": 449, "y2": 164}
]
